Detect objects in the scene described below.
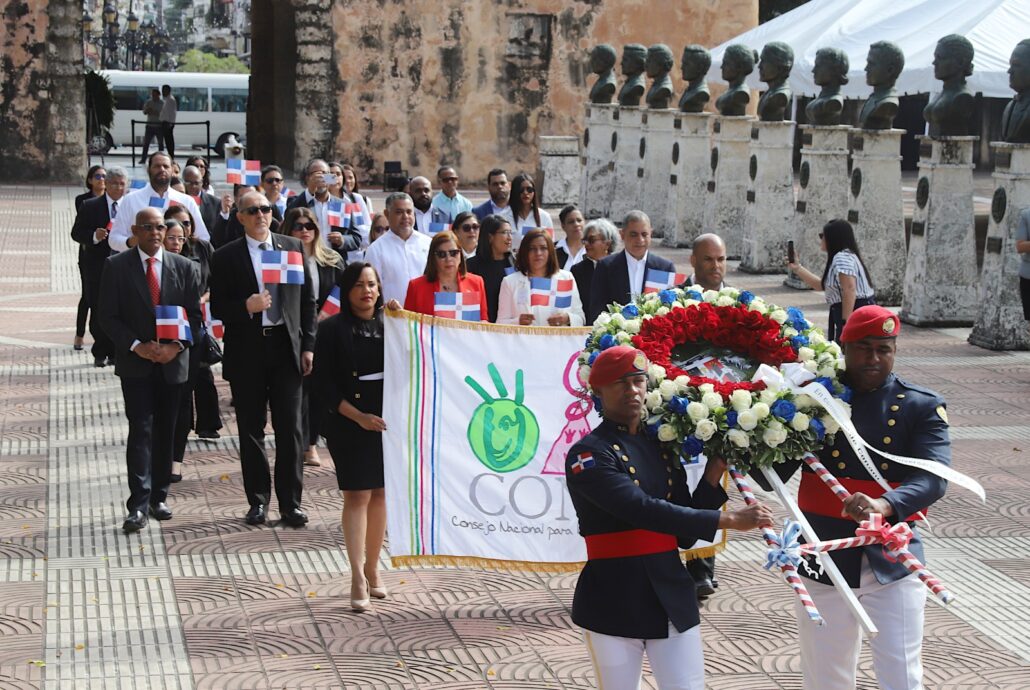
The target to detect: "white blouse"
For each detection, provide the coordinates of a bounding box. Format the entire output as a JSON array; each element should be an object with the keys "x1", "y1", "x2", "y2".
[{"x1": 496, "y1": 269, "x2": 585, "y2": 327}]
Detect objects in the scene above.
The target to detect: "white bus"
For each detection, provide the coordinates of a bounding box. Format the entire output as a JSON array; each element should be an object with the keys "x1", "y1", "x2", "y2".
[{"x1": 101, "y1": 70, "x2": 249, "y2": 157}]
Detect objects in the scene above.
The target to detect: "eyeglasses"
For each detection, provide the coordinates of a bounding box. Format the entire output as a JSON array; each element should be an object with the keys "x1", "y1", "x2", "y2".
[
  {"x1": 293, "y1": 222, "x2": 317, "y2": 231},
  {"x1": 93, "y1": 173, "x2": 106, "y2": 180},
  {"x1": 460, "y1": 223, "x2": 480, "y2": 231},
  {"x1": 138, "y1": 223, "x2": 167, "y2": 232},
  {"x1": 520, "y1": 187, "x2": 535, "y2": 194},
  {"x1": 434, "y1": 249, "x2": 462, "y2": 259},
  {"x1": 165, "y1": 235, "x2": 186, "y2": 243},
  {"x1": 263, "y1": 177, "x2": 283, "y2": 184},
  {"x1": 172, "y1": 219, "x2": 193, "y2": 227},
  {"x1": 441, "y1": 176, "x2": 458, "y2": 183},
  {"x1": 584, "y1": 236, "x2": 602, "y2": 244},
  {"x1": 242, "y1": 205, "x2": 273, "y2": 215}
]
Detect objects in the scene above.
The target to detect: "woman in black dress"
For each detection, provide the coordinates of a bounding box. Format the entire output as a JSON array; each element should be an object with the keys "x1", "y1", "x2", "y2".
[
  {"x1": 73, "y1": 165, "x2": 106, "y2": 350},
  {"x1": 465, "y1": 214, "x2": 515, "y2": 322},
  {"x1": 313, "y1": 262, "x2": 387, "y2": 612}
]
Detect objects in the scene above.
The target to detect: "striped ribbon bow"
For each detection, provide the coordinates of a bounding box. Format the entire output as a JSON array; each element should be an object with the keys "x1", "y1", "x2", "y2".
[
  {"x1": 765, "y1": 520, "x2": 804, "y2": 571},
  {"x1": 856, "y1": 513, "x2": 913, "y2": 561}
]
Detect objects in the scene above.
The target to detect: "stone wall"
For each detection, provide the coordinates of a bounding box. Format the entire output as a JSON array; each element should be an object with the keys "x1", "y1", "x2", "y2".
[{"x1": 0, "y1": 0, "x2": 86, "y2": 182}]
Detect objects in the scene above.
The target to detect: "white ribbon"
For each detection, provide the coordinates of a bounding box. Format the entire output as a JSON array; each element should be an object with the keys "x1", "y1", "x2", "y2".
[{"x1": 752, "y1": 364, "x2": 986, "y2": 504}]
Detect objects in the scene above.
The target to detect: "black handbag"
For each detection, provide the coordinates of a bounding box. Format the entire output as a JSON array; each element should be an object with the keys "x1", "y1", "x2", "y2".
[{"x1": 199, "y1": 327, "x2": 222, "y2": 365}]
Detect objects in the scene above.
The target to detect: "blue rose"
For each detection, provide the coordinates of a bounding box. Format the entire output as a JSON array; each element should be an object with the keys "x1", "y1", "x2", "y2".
[
  {"x1": 809, "y1": 417, "x2": 826, "y2": 441},
  {"x1": 658, "y1": 289, "x2": 676, "y2": 306},
  {"x1": 646, "y1": 419, "x2": 661, "y2": 438},
  {"x1": 599, "y1": 334, "x2": 617, "y2": 350},
  {"x1": 621, "y1": 304, "x2": 640, "y2": 318},
  {"x1": 813, "y1": 376, "x2": 834, "y2": 393},
  {"x1": 840, "y1": 386, "x2": 853, "y2": 404},
  {"x1": 726, "y1": 410, "x2": 738, "y2": 428},
  {"x1": 668, "y1": 396, "x2": 689, "y2": 414},
  {"x1": 786, "y1": 306, "x2": 808, "y2": 332},
  {"x1": 585, "y1": 335, "x2": 594, "y2": 348},
  {"x1": 770, "y1": 398, "x2": 797, "y2": 423},
  {"x1": 791, "y1": 335, "x2": 810, "y2": 349},
  {"x1": 682, "y1": 436, "x2": 704, "y2": 458},
  {"x1": 588, "y1": 350, "x2": 600, "y2": 365},
  {"x1": 738, "y1": 290, "x2": 755, "y2": 306},
  {"x1": 687, "y1": 290, "x2": 703, "y2": 301}
]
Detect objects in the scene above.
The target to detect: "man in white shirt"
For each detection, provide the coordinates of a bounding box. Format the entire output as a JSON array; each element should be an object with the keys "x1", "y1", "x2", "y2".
[
  {"x1": 430, "y1": 165, "x2": 473, "y2": 221},
  {"x1": 109, "y1": 152, "x2": 210, "y2": 252},
  {"x1": 160, "y1": 84, "x2": 177, "y2": 161},
  {"x1": 365, "y1": 192, "x2": 432, "y2": 304}
]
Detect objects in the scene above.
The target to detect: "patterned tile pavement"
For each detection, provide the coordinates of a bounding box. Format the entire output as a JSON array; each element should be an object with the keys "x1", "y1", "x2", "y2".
[{"x1": 1, "y1": 184, "x2": 1030, "y2": 688}]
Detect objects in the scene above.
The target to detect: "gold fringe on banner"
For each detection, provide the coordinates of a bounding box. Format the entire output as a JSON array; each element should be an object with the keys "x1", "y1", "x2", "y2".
[{"x1": 386, "y1": 305, "x2": 593, "y2": 336}]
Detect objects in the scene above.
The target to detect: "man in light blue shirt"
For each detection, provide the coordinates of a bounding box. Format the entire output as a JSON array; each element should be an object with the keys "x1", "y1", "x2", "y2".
[{"x1": 429, "y1": 165, "x2": 473, "y2": 222}]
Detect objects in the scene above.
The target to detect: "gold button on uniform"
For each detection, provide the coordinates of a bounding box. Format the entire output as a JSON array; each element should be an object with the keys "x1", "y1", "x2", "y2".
[
  {"x1": 613, "y1": 445, "x2": 621, "y2": 451},
  {"x1": 662, "y1": 453, "x2": 669, "y2": 460},
  {"x1": 621, "y1": 454, "x2": 630, "y2": 462},
  {"x1": 838, "y1": 462, "x2": 846, "y2": 470},
  {"x1": 883, "y1": 436, "x2": 892, "y2": 445},
  {"x1": 896, "y1": 394, "x2": 906, "y2": 399},
  {"x1": 352, "y1": 371, "x2": 358, "y2": 377},
  {"x1": 668, "y1": 479, "x2": 674, "y2": 486},
  {"x1": 634, "y1": 479, "x2": 640, "y2": 486},
  {"x1": 890, "y1": 405, "x2": 899, "y2": 411},
  {"x1": 831, "y1": 450, "x2": 840, "y2": 458},
  {"x1": 666, "y1": 466, "x2": 672, "y2": 473},
  {"x1": 881, "y1": 463, "x2": 889, "y2": 470},
  {"x1": 887, "y1": 419, "x2": 896, "y2": 427},
  {"x1": 666, "y1": 492, "x2": 673, "y2": 499},
  {"x1": 354, "y1": 393, "x2": 361, "y2": 399},
  {"x1": 629, "y1": 467, "x2": 636, "y2": 474}
]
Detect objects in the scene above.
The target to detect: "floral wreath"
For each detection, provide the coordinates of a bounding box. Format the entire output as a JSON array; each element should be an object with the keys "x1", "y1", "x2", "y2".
[{"x1": 578, "y1": 286, "x2": 852, "y2": 470}]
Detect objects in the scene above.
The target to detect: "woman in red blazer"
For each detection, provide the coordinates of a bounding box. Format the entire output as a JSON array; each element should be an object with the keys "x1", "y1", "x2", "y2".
[{"x1": 403, "y1": 230, "x2": 488, "y2": 321}]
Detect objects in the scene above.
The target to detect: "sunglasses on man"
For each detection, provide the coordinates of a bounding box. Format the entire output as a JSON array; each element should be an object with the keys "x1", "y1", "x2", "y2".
[{"x1": 242, "y1": 205, "x2": 273, "y2": 216}]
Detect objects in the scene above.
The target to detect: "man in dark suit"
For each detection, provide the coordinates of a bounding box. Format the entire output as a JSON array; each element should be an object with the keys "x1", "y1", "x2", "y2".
[
  {"x1": 286, "y1": 158, "x2": 360, "y2": 257},
  {"x1": 587, "y1": 210, "x2": 676, "y2": 324},
  {"x1": 472, "y1": 168, "x2": 515, "y2": 225},
  {"x1": 72, "y1": 166, "x2": 129, "y2": 367},
  {"x1": 209, "y1": 191, "x2": 317, "y2": 527},
  {"x1": 211, "y1": 184, "x2": 281, "y2": 248},
  {"x1": 98, "y1": 207, "x2": 202, "y2": 533}
]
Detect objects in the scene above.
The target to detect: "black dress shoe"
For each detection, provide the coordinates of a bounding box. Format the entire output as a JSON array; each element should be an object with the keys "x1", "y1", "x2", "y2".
[
  {"x1": 149, "y1": 502, "x2": 172, "y2": 520},
  {"x1": 695, "y1": 578, "x2": 716, "y2": 599},
  {"x1": 196, "y1": 429, "x2": 221, "y2": 440},
  {"x1": 245, "y1": 505, "x2": 266, "y2": 525},
  {"x1": 170, "y1": 473, "x2": 182, "y2": 483},
  {"x1": 122, "y1": 511, "x2": 148, "y2": 533},
  {"x1": 279, "y1": 508, "x2": 309, "y2": 527},
  {"x1": 94, "y1": 358, "x2": 107, "y2": 368}
]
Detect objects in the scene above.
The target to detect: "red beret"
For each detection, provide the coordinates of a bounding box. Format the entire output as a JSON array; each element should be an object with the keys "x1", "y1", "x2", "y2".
[
  {"x1": 589, "y1": 346, "x2": 648, "y2": 389},
  {"x1": 839, "y1": 305, "x2": 901, "y2": 343}
]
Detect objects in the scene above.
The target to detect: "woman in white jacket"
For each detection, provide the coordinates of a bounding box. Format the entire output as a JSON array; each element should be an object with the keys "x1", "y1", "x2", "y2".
[{"x1": 497, "y1": 229, "x2": 585, "y2": 327}]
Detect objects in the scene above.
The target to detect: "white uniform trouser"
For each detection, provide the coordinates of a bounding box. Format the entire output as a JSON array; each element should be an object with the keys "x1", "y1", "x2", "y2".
[
  {"x1": 796, "y1": 556, "x2": 926, "y2": 690},
  {"x1": 583, "y1": 622, "x2": 704, "y2": 690}
]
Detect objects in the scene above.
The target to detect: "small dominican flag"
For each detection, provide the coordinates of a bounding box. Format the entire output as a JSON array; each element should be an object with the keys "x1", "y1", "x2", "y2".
[
  {"x1": 155, "y1": 305, "x2": 192, "y2": 343},
  {"x1": 191, "y1": 194, "x2": 202, "y2": 207},
  {"x1": 327, "y1": 198, "x2": 344, "y2": 227},
  {"x1": 201, "y1": 303, "x2": 224, "y2": 339},
  {"x1": 529, "y1": 276, "x2": 574, "y2": 309},
  {"x1": 428, "y1": 222, "x2": 452, "y2": 235},
  {"x1": 643, "y1": 270, "x2": 689, "y2": 294},
  {"x1": 521, "y1": 226, "x2": 554, "y2": 238},
  {"x1": 226, "y1": 158, "x2": 262, "y2": 185},
  {"x1": 321, "y1": 285, "x2": 342, "y2": 317},
  {"x1": 285, "y1": 187, "x2": 297, "y2": 198},
  {"x1": 260, "y1": 250, "x2": 305, "y2": 285},
  {"x1": 130, "y1": 179, "x2": 147, "y2": 190},
  {"x1": 571, "y1": 452, "x2": 595, "y2": 474},
  {"x1": 148, "y1": 195, "x2": 168, "y2": 210},
  {"x1": 434, "y1": 292, "x2": 481, "y2": 321}
]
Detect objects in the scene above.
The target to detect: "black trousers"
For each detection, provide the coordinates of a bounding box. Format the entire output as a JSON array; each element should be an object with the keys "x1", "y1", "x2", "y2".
[
  {"x1": 172, "y1": 359, "x2": 223, "y2": 463},
  {"x1": 162, "y1": 123, "x2": 175, "y2": 158},
  {"x1": 194, "y1": 362, "x2": 223, "y2": 432},
  {"x1": 228, "y1": 329, "x2": 304, "y2": 512},
  {"x1": 140, "y1": 124, "x2": 164, "y2": 160},
  {"x1": 82, "y1": 267, "x2": 114, "y2": 361},
  {"x1": 300, "y1": 375, "x2": 320, "y2": 447},
  {"x1": 76, "y1": 261, "x2": 89, "y2": 338},
  {"x1": 686, "y1": 555, "x2": 715, "y2": 585},
  {"x1": 827, "y1": 296, "x2": 876, "y2": 343},
  {"x1": 120, "y1": 368, "x2": 183, "y2": 513}
]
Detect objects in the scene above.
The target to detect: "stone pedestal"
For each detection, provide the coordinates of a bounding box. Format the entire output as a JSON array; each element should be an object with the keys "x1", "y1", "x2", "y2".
[
  {"x1": 666, "y1": 112, "x2": 712, "y2": 247},
  {"x1": 848, "y1": 129, "x2": 907, "y2": 305},
  {"x1": 901, "y1": 136, "x2": 979, "y2": 326},
  {"x1": 609, "y1": 106, "x2": 646, "y2": 225},
  {"x1": 579, "y1": 103, "x2": 618, "y2": 219},
  {"x1": 539, "y1": 136, "x2": 580, "y2": 207},
  {"x1": 703, "y1": 116, "x2": 754, "y2": 258},
  {"x1": 969, "y1": 143, "x2": 1030, "y2": 350},
  {"x1": 787, "y1": 126, "x2": 851, "y2": 289},
  {"x1": 741, "y1": 120, "x2": 796, "y2": 273},
  {"x1": 640, "y1": 110, "x2": 678, "y2": 239}
]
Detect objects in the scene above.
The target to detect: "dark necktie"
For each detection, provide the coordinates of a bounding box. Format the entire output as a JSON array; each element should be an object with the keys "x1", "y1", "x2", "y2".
[
  {"x1": 260, "y1": 242, "x2": 282, "y2": 324},
  {"x1": 146, "y1": 257, "x2": 160, "y2": 307},
  {"x1": 111, "y1": 200, "x2": 118, "y2": 219}
]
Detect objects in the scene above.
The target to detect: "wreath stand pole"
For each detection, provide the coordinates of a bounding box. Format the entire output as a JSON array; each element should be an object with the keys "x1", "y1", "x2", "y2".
[{"x1": 759, "y1": 466, "x2": 879, "y2": 638}]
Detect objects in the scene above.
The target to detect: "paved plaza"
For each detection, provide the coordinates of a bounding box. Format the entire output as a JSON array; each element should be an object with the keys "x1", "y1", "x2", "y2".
[{"x1": 2, "y1": 183, "x2": 1030, "y2": 688}]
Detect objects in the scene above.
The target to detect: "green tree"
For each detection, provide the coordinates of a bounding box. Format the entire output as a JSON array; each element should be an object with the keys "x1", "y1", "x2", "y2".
[{"x1": 176, "y1": 48, "x2": 249, "y2": 74}]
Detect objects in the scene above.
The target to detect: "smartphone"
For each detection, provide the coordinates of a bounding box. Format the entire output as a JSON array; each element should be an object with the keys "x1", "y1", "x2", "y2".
[
  {"x1": 787, "y1": 240, "x2": 796, "y2": 264},
  {"x1": 323, "y1": 174, "x2": 338, "y2": 185}
]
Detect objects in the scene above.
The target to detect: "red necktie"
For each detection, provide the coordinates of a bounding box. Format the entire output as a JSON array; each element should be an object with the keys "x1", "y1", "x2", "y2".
[{"x1": 146, "y1": 257, "x2": 160, "y2": 307}]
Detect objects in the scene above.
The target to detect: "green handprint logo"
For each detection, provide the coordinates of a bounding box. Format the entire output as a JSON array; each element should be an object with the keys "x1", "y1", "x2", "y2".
[{"x1": 465, "y1": 363, "x2": 540, "y2": 473}]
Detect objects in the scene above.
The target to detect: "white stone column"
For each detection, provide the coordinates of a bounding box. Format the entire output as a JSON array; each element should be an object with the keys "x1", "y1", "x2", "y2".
[
  {"x1": 640, "y1": 109, "x2": 678, "y2": 239},
  {"x1": 787, "y1": 125, "x2": 850, "y2": 289},
  {"x1": 901, "y1": 136, "x2": 979, "y2": 326},
  {"x1": 703, "y1": 115, "x2": 754, "y2": 258},
  {"x1": 609, "y1": 106, "x2": 646, "y2": 224},
  {"x1": 741, "y1": 120, "x2": 796, "y2": 273},
  {"x1": 848, "y1": 129, "x2": 907, "y2": 305},
  {"x1": 579, "y1": 103, "x2": 618, "y2": 219},
  {"x1": 969, "y1": 143, "x2": 1030, "y2": 350},
  {"x1": 666, "y1": 112, "x2": 712, "y2": 247},
  {"x1": 539, "y1": 136, "x2": 580, "y2": 207}
]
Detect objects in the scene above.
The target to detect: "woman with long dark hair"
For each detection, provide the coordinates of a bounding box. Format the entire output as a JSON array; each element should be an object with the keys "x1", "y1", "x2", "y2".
[
  {"x1": 496, "y1": 229, "x2": 584, "y2": 327},
  {"x1": 788, "y1": 218, "x2": 876, "y2": 341},
  {"x1": 509, "y1": 173, "x2": 553, "y2": 246},
  {"x1": 73, "y1": 165, "x2": 106, "y2": 350},
  {"x1": 466, "y1": 214, "x2": 516, "y2": 322}
]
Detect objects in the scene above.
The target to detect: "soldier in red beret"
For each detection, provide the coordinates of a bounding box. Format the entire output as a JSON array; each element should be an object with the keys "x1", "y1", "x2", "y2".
[
  {"x1": 566, "y1": 345, "x2": 773, "y2": 689},
  {"x1": 762, "y1": 305, "x2": 954, "y2": 689}
]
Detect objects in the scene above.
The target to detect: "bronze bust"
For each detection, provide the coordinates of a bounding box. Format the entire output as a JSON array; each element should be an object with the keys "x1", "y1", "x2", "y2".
[
  {"x1": 923, "y1": 34, "x2": 975, "y2": 137},
  {"x1": 588, "y1": 44, "x2": 618, "y2": 105},
  {"x1": 805, "y1": 47, "x2": 848, "y2": 126},
  {"x1": 757, "y1": 42, "x2": 794, "y2": 121},
  {"x1": 646, "y1": 44, "x2": 676, "y2": 109},
  {"x1": 1002, "y1": 38, "x2": 1030, "y2": 143},
  {"x1": 618, "y1": 44, "x2": 647, "y2": 107},
  {"x1": 859, "y1": 41, "x2": 905, "y2": 130},
  {"x1": 678, "y1": 44, "x2": 711, "y2": 113},
  {"x1": 715, "y1": 44, "x2": 757, "y2": 116}
]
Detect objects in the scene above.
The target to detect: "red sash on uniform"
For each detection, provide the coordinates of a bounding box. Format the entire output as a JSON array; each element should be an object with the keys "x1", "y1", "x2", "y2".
[
  {"x1": 799, "y1": 472, "x2": 926, "y2": 522},
  {"x1": 584, "y1": 529, "x2": 678, "y2": 560}
]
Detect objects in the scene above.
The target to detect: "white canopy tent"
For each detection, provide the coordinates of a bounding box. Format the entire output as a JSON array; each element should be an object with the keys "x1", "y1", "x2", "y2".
[{"x1": 704, "y1": 0, "x2": 1030, "y2": 99}]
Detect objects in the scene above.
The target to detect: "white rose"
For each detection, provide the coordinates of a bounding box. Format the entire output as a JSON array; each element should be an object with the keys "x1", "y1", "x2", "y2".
[
  {"x1": 616, "y1": 331, "x2": 632, "y2": 344},
  {"x1": 659, "y1": 379, "x2": 678, "y2": 401},
  {"x1": 610, "y1": 314, "x2": 626, "y2": 329},
  {"x1": 687, "y1": 401, "x2": 709, "y2": 421},
  {"x1": 737, "y1": 410, "x2": 758, "y2": 431},
  {"x1": 793, "y1": 394, "x2": 815, "y2": 409},
  {"x1": 791, "y1": 412, "x2": 810, "y2": 431},
  {"x1": 702, "y1": 290, "x2": 720, "y2": 303},
  {"x1": 827, "y1": 342, "x2": 842, "y2": 356},
  {"x1": 578, "y1": 365, "x2": 591, "y2": 384},
  {"x1": 594, "y1": 312, "x2": 611, "y2": 327},
  {"x1": 749, "y1": 299, "x2": 767, "y2": 313},
  {"x1": 751, "y1": 402, "x2": 770, "y2": 420},
  {"x1": 820, "y1": 414, "x2": 840, "y2": 435},
  {"x1": 763, "y1": 427, "x2": 787, "y2": 447},
  {"x1": 817, "y1": 366, "x2": 836, "y2": 379},
  {"x1": 758, "y1": 389, "x2": 779, "y2": 405},
  {"x1": 797, "y1": 347, "x2": 816, "y2": 362},
  {"x1": 648, "y1": 364, "x2": 666, "y2": 385},
  {"x1": 716, "y1": 295, "x2": 735, "y2": 307},
  {"x1": 730, "y1": 389, "x2": 752, "y2": 412},
  {"x1": 698, "y1": 383, "x2": 715, "y2": 394},
  {"x1": 624, "y1": 320, "x2": 641, "y2": 334},
  {"x1": 783, "y1": 327, "x2": 799, "y2": 338},
  {"x1": 701, "y1": 392, "x2": 723, "y2": 411},
  {"x1": 657, "y1": 424, "x2": 677, "y2": 442},
  {"x1": 769, "y1": 309, "x2": 788, "y2": 324},
  {"x1": 674, "y1": 375, "x2": 689, "y2": 388},
  {"x1": 767, "y1": 419, "x2": 784, "y2": 432},
  {"x1": 817, "y1": 352, "x2": 835, "y2": 365},
  {"x1": 809, "y1": 331, "x2": 826, "y2": 345},
  {"x1": 728, "y1": 429, "x2": 750, "y2": 448},
  {"x1": 694, "y1": 419, "x2": 717, "y2": 441},
  {"x1": 803, "y1": 360, "x2": 819, "y2": 373},
  {"x1": 656, "y1": 306, "x2": 670, "y2": 317},
  {"x1": 645, "y1": 390, "x2": 663, "y2": 412},
  {"x1": 684, "y1": 299, "x2": 701, "y2": 308}
]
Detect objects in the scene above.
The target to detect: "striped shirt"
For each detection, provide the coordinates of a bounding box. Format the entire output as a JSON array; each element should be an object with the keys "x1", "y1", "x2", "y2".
[{"x1": 824, "y1": 249, "x2": 874, "y2": 304}]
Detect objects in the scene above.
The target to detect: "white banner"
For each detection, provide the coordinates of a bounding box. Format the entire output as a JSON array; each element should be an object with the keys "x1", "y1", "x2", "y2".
[{"x1": 382, "y1": 310, "x2": 726, "y2": 570}]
